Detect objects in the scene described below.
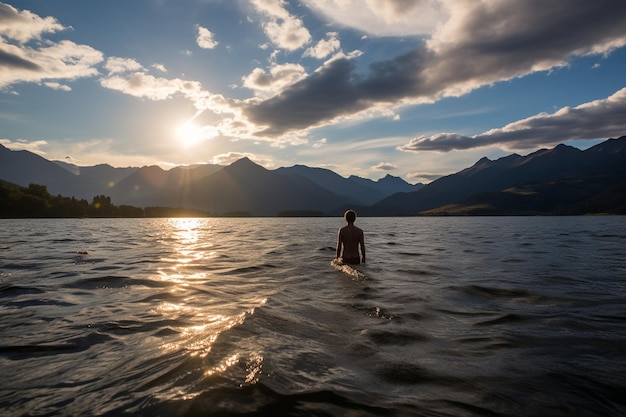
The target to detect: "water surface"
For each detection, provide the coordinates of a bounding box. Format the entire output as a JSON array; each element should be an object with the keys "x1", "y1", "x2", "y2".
[{"x1": 1, "y1": 217, "x2": 625, "y2": 416}]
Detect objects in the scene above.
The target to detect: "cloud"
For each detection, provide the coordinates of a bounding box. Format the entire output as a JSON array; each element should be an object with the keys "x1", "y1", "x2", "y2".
[
  {"x1": 302, "y1": 0, "x2": 447, "y2": 36},
  {"x1": 0, "y1": 40, "x2": 103, "y2": 89},
  {"x1": 242, "y1": 63, "x2": 308, "y2": 98},
  {"x1": 43, "y1": 81, "x2": 71, "y2": 91},
  {"x1": 0, "y1": 138, "x2": 48, "y2": 154},
  {"x1": 104, "y1": 57, "x2": 144, "y2": 74},
  {"x1": 241, "y1": 0, "x2": 626, "y2": 138},
  {"x1": 152, "y1": 63, "x2": 167, "y2": 72},
  {"x1": 196, "y1": 25, "x2": 218, "y2": 49},
  {"x1": 211, "y1": 151, "x2": 274, "y2": 168},
  {"x1": 0, "y1": 4, "x2": 103, "y2": 89},
  {"x1": 0, "y1": 3, "x2": 65, "y2": 43},
  {"x1": 303, "y1": 32, "x2": 340, "y2": 59},
  {"x1": 372, "y1": 162, "x2": 397, "y2": 171},
  {"x1": 243, "y1": 48, "x2": 428, "y2": 135},
  {"x1": 100, "y1": 72, "x2": 204, "y2": 101},
  {"x1": 399, "y1": 87, "x2": 626, "y2": 152},
  {"x1": 312, "y1": 138, "x2": 327, "y2": 148},
  {"x1": 407, "y1": 172, "x2": 443, "y2": 184},
  {"x1": 251, "y1": 0, "x2": 311, "y2": 51}
]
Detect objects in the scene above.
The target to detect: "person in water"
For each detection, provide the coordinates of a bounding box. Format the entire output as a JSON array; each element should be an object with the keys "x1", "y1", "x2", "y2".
[{"x1": 336, "y1": 209, "x2": 366, "y2": 265}]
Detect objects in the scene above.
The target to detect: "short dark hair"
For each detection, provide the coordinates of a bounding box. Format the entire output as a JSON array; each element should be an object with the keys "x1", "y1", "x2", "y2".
[{"x1": 344, "y1": 209, "x2": 357, "y2": 223}]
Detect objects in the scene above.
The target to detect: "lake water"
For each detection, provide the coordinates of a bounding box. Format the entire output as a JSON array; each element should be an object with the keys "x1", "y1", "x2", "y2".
[{"x1": 0, "y1": 217, "x2": 625, "y2": 417}]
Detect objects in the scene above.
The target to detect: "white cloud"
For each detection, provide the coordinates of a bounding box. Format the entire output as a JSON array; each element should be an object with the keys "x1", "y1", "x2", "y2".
[
  {"x1": 100, "y1": 72, "x2": 204, "y2": 101},
  {"x1": 372, "y1": 162, "x2": 397, "y2": 171},
  {"x1": 0, "y1": 4, "x2": 103, "y2": 89},
  {"x1": 196, "y1": 25, "x2": 218, "y2": 49},
  {"x1": 407, "y1": 172, "x2": 443, "y2": 184},
  {"x1": 43, "y1": 81, "x2": 71, "y2": 91},
  {"x1": 251, "y1": 0, "x2": 311, "y2": 50},
  {"x1": 242, "y1": 63, "x2": 308, "y2": 98},
  {"x1": 152, "y1": 63, "x2": 167, "y2": 72},
  {"x1": 211, "y1": 151, "x2": 274, "y2": 168},
  {"x1": 302, "y1": 0, "x2": 447, "y2": 36},
  {"x1": 0, "y1": 138, "x2": 49, "y2": 154},
  {"x1": 312, "y1": 138, "x2": 327, "y2": 148},
  {"x1": 0, "y1": 3, "x2": 65, "y2": 43},
  {"x1": 104, "y1": 57, "x2": 144, "y2": 74},
  {"x1": 303, "y1": 32, "x2": 340, "y2": 59},
  {"x1": 0, "y1": 39, "x2": 102, "y2": 88}
]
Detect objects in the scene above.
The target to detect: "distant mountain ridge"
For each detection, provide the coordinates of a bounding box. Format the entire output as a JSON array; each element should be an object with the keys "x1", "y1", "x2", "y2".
[
  {"x1": 1, "y1": 136, "x2": 625, "y2": 216},
  {"x1": 275, "y1": 165, "x2": 422, "y2": 205},
  {"x1": 372, "y1": 136, "x2": 626, "y2": 215},
  {"x1": 0, "y1": 144, "x2": 420, "y2": 215}
]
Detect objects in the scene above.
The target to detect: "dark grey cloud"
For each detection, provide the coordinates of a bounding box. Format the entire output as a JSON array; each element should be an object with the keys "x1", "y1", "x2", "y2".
[
  {"x1": 0, "y1": 49, "x2": 41, "y2": 71},
  {"x1": 245, "y1": 58, "x2": 365, "y2": 135},
  {"x1": 245, "y1": 47, "x2": 430, "y2": 135},
  {"x1": 244, "y1": 0, "x2": 626, "y2": 138},
  {"x1": 398, "y1": 87, "x2": 626, "y2": 152}
]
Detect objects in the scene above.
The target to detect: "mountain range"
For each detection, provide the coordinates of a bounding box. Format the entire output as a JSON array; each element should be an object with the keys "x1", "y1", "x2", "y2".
[{"x1": 1, "y1": 136, "x2": 625, "y2": 216}]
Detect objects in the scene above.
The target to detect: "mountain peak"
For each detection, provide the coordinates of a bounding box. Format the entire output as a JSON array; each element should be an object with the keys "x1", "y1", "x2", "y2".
[
  {"x1": 224, "y1": 157, "x2": 268, "y2": 176},
  {"x1": 378, "y1": 174, "x2": 403, "y2": 184},
  {"x1": 230, "y1": 157, "x2": 256, "y2": 166}
]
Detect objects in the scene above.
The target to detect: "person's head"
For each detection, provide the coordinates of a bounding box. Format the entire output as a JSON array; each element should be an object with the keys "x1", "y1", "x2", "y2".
[{"x1": 344, "y1": 209, "x2": 357, "y2": 224}]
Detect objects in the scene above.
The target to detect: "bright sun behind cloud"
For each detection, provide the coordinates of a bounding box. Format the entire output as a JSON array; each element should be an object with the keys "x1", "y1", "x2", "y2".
[{"x1": 176, "y1": 122, "x2": 218, "y2": 148}]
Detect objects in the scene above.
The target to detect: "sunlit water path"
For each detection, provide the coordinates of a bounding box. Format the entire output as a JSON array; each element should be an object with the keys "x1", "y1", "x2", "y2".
[{"x1": 1, "y1": 217, "x2": 625, "y2": 416}]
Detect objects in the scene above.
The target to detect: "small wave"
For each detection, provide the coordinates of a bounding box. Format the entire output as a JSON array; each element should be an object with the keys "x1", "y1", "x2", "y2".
[
  {"x1": 330, "y1": 259, "x2": 365, "y2": 281},
  {"x1": 131, "y1": 384, "x2": 396, "y2": 417},
  {"x1": 97, "y1": 319, "x2": 184, "y2": 336},
  {"x1": 361, "y1": 329, "x2": 429, "y2": 345},
  {"x1": 397, "y1": 251, "x2": 424, "y2": 257},
  {"x1": 397, "y1": 268, "x2": 439, "y2": 276},
  {"x1": 475, "y1": 313, "x2": 530, "y2": 326},
  {"x1": 375, "y1": 361, "x2": 458, "y2": 386},
  {"x1": 453, "y1": 284, "x2": 534, "y2": 300},
  {"x1": 0, "y1": 332, "x2": 114, "y2": 359},
  {"x1": 92, "y1": 265, "x2": 124, "y2": 271},
  {"x1": 0, "y1": 284, "x2": 45, "y2": 298},
  {"x1": 0, "y1": 262, "x2": 46, "y2": 271},
  {"x1": 5, "y1": 298, "x2": 75, "y2": 308},
  {"x1": 64, "y1": 276, "x2": 171, "y2": 289},
  {"x1": 218, "y1": 264, "x2": 278, "y2": 276}
]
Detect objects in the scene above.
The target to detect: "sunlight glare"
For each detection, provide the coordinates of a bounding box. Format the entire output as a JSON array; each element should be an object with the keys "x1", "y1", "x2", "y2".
[{"x1": 176, "y1": 122, "x2": 218, "y2": 148}]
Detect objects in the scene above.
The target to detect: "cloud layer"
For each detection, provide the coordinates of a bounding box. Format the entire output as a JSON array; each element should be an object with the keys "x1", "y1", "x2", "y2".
[
  {"x1": 399, "y1": 87, "x2": 626, "y2": 152},
  {"x1": 242, "y1": 0, "x2": 626, "y2": 142},
  {"x1": 3, "y1": 0, "x2": 626, "y2": 155},
  {"x1": 0, "y1": 3, "x2": 102, "y2": 89}
]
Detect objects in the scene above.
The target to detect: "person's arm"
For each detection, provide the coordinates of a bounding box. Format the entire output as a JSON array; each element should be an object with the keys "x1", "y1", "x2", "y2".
[
  {"x1": 360, "y1": 230, "x2": 366, "y2": 263},
  {"x1": 336, "y1": 230, "x2": 342, "y2": 259}
]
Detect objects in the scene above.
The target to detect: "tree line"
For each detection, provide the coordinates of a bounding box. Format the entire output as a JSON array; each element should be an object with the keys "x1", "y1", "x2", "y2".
[{"x1": 0, "y1": 182, "x2": 213, "y2": 218}]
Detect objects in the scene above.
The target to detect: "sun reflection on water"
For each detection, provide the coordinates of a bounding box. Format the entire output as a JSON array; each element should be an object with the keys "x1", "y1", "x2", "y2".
[{"x1": 152, "y1": 218, "x2": 268, "y2": 388}]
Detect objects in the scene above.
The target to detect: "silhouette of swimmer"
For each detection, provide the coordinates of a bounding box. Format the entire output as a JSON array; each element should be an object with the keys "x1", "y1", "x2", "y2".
[{"x1": 335, "y1": 209, "x2": 366, "y2": 265}]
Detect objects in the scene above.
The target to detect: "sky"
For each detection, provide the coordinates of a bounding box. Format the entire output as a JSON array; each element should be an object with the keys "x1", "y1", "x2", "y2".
[{"x1": 2, "y1": 0, "x2": 626, "y2": 184}]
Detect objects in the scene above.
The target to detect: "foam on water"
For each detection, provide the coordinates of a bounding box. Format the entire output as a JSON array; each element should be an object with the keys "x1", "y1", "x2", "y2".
[{"x1": 330, "y1": 258, "x2": 365, "y2": 281}]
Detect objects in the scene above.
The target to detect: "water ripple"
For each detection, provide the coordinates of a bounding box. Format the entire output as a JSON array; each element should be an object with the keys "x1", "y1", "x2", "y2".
[{"x1": 0, "y1": 217, "x2": 625, "y2": 417}]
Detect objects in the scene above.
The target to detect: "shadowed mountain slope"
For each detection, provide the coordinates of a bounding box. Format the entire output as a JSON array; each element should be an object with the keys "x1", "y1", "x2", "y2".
[{"x1": 374, "y1": 136, "x2": 626, "y2": 215}]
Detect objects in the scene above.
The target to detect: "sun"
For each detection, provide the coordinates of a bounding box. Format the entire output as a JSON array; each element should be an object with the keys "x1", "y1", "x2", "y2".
[
  {"x1": 176, "y1": 122, "x2": 217, "y2": 148},
  {"x1": 176, "y1": 122, "x2": 204, "y2": 148}
]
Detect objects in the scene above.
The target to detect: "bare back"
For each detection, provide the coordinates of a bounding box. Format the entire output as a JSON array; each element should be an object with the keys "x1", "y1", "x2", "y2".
[{"x1": 337, "y1": 224, "x2": 365, "y2": 261}]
